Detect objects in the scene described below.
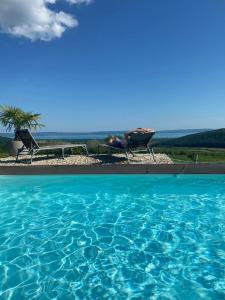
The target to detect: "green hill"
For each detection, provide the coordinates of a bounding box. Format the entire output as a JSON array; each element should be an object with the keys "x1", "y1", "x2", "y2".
[
  {"x1": 0, "y1": 135, "x2": 11, "y2": 156},
  {"x1": 0, "y1": 135, "x2": 10, "y2": 145},
  {"x1": 154, "y1": 129, "x2": 225, "y2": 148}
]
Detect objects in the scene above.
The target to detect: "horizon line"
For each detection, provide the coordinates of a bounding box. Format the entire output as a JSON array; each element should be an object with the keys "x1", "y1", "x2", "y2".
[{"x1": 0, "y1": 128, "x2": 214, "y2": 134}]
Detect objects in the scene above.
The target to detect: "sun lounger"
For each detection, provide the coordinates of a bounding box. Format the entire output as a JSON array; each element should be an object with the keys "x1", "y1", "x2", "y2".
[
  {"x1": 98, "y1": 143, "x2": 131, "y2": 160},
  {"x1": 125, "y1": 130, "x2": 155, "y2": 158},
  {"x1": 15, "y1": 129, "x2": 89, "y2": 163},
  {"x1": 98, "y1": 130, "x2": 155, "y2": 161}
]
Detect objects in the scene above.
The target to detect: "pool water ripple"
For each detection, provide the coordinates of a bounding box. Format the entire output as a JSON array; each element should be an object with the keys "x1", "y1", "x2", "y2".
[{"x1": 0, "y1": 175, "x2": 224, "y2": 299}]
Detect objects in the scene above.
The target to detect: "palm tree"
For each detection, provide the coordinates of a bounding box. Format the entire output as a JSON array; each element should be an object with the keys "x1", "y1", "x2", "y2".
[{"x1": 0, "y1": 105, "x2": 44, "y2": 140}]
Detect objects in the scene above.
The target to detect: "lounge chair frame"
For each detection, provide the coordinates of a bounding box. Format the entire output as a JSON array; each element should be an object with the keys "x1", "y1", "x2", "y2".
[
  {"x1": 15, "y1": 129, "x2": 89, "y2": 164},
  {"x1": 125, "y1": 131, "x2": 155, "y2": 160},
  {"x1": 98, "y1": 144, "x2": 133, "y2": 161},
  {"x1": 98, "y1": 131, "x2": 155, "y2": 162}
]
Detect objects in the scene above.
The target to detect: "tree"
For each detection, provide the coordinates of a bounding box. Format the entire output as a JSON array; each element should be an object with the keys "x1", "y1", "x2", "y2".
[{"x1": 0, "y1": 105, "x2": 44, "y2": 140}]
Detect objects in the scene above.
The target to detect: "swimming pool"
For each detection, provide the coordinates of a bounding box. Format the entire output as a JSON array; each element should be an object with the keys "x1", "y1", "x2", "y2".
[{"x1": 0, "y1": 175, "x2": 224, "y2": 299}]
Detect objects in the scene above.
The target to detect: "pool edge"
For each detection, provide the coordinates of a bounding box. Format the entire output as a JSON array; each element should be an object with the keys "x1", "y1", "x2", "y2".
[{"x1": 1, "y1": 164, "x2": 225, "y2": 175}]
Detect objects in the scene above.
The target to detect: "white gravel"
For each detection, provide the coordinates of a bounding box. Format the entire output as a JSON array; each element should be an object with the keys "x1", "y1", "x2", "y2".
[{"x1": 0, "y1": 153, "x2": 173, "y2": 166}]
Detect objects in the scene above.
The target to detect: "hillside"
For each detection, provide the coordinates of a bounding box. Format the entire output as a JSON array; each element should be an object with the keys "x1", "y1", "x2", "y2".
[
  {"x1": 154, "y1": 129, "x2": 225, "y2": 148},
  {"x1": 0, "y1": 135, "x2": 11, "y2": 145},
  {"x1": 0, "y1": 136, "x2": 11, "y2": 156}
]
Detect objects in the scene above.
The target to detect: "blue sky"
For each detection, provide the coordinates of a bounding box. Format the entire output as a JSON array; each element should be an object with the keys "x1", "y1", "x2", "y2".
[{"x1": 0, "y1": 0, "x2": 225, "y2": 132}]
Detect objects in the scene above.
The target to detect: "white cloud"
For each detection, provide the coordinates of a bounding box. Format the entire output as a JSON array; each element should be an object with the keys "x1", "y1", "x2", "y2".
[
  {"x1": 66, "y1": 0, "x2": 92, "y2": 3},
  {"x1": 0, "y1": 0, "x2": 91, "y2": 41},
  {"x1": 66, "y1": 0, "x2": 92, "y2": 4}
]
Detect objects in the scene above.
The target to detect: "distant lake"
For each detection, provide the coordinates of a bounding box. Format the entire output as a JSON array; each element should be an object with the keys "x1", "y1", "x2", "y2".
[{"x1": 0, "y1": 129, "x2": 210, "y2": 140}]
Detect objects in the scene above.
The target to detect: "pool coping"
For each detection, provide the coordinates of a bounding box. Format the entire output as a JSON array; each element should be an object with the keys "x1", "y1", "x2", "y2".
[{"x1": 1, "y1": 164, "x2": 225, "y2": 175}]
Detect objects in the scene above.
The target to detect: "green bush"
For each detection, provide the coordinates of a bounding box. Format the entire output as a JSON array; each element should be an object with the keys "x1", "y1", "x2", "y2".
[{"x1": 87, "y1": 140, "x2": 100, "y2": 154}]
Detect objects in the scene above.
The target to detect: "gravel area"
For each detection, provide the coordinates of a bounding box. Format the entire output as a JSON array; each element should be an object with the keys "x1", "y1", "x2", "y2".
[{"x1": 0, "y1": 153, "x2": 173, "y2": 166}]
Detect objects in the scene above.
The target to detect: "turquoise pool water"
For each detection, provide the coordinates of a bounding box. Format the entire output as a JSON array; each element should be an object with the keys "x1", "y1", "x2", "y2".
[{"x1": 0, "y1": 175, "x2": 224, "y2": 300}]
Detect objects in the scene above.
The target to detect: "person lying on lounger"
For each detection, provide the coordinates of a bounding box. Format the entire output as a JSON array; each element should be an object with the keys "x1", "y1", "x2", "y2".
[{"x1": 108, "y1": 136, "x2": 127, "y2": 148}]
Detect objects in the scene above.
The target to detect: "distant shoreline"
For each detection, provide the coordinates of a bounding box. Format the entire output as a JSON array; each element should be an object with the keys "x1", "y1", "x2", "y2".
[{"x1": 0, "y1": 129, "x2": 211, "y2": 140}]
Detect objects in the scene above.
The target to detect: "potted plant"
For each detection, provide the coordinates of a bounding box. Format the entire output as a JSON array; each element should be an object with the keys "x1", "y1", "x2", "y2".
[{"x1": 0, "y1": 105, "x2": 44, "y2": 156}]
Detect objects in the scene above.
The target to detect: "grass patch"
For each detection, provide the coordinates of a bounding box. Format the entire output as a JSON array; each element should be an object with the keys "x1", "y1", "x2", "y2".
[{"x1": 155, "y1": 147, "x2": 225, "y2": 163}]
